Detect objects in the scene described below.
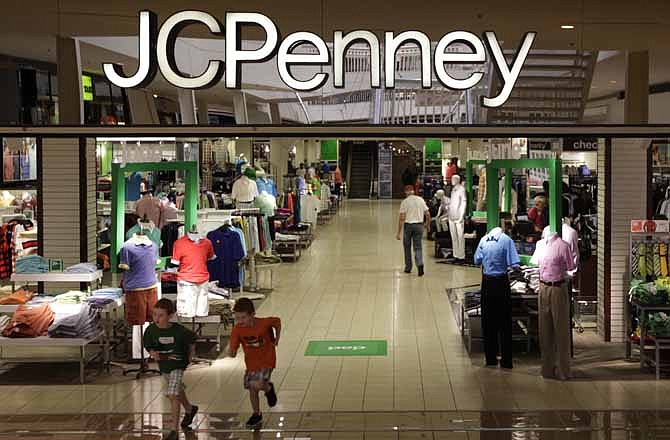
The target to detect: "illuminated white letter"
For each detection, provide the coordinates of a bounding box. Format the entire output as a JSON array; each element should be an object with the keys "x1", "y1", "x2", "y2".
[
  {"x1": 333, "y1": 30, "x2": 380, "y2": 88},
  {"x1": 277, "y1": 32, "x2": 329, "y2": 91},
  {"x1": 103, "y1": 11, "x2": 157, "y2": 88},
  {"x1": 226, "y1": 13, "x2": 279, "y2": 88},
  {"x1": 482, "y1": 31, "x2": 536, "y2": 108},
  {"x1": 384, "y1": 31, "x2": 431, "y2": 88},
  {"x1": 434, "y1": 31, "x2": 485, "y2": 90},
  {"x1": 156, "y1": 10, "x2": 224, "y2": 89}
]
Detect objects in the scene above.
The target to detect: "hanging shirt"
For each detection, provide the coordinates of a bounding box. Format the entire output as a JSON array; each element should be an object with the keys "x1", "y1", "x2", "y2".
[
  {"x1": 231, "y1": 176, "x2": 259, "y2": 203},
  {"x1": 135, "y1": 195, "x2": 162, "y2": 227},
  {"x1": 125, "y1": 172, "x2": 142, "y2": 202},
  {"x1": 171, "y1": 236, "x2": 215, "y2": 284},
  {"x1": 474, "y1": 227, "x2": 520, "y2": 277},
  {"x1": 207, "y1": 228, "x2": 246, "y2": 288},
  {"x1": 119, "y1": 241, "x2": 158, "y2": 290}
]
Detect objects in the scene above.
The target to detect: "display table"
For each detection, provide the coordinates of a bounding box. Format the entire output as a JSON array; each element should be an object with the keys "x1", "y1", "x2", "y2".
[
  {"x1": 10, "y1": 271, "x2": 103, "y2": 292},
  {"x1": 0, "y1": 331, "x2": 105, "y2": 384},
  {"x1": 626, "y1": 300, "x2": 670, "y2": 378}
]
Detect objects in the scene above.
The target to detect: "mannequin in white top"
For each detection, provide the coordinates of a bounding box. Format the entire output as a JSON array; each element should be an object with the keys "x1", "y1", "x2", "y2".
[
  {"x1": 434, "y1": 189, "x2": 450, "y2": 232},
  {"x1": 448, "y1": 175, "x2": 467, "y2": 261}
]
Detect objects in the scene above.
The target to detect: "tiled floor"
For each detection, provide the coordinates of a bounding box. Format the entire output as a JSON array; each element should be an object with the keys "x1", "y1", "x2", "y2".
[{"x1": 2, "y1": 200, "x2": 670, "y2": 435}]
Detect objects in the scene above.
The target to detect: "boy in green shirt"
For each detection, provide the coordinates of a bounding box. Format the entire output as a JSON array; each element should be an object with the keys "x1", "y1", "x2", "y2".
[{"x1": 143, "y1": 299, "x2": 198, "y2": 440}]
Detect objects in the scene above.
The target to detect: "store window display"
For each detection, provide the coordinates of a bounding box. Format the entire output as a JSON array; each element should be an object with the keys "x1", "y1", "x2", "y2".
[
  {"x1": 531, "y1": 230, "x2": 575, "y2": 380},
  {"x1": 474, "y1": 218, "x2": 520, "y2": 369},
  {"x1": 232, "y1": 167, "x2": 259, "y2": 209},
  {"x1": 448, "y1": 175, "x2": 467, "y2": 262},
  {"x1": 171, "y1": 228, "x2": 216, "y2": 318}
]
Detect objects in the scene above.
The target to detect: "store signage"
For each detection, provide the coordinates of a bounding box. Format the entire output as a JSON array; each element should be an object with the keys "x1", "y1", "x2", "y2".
[
  {"x1": 631, "y1": 220, "x2": 670, "y2": 233},
  {"x1": 529, "y1": 140, "x2": 552, "y2": 151},
  {"x1": 82, "y1": 75, "x2": 94, "y2": 101},
  {"x1": 305, "y1": 340, "x2": 387, "y2": 356},
  {"x1": 563, "y1": 137, "x2": 600, "y2": 151},
  {"x1": 102, "y1": 10, "x2": 536, "y2": 107}
]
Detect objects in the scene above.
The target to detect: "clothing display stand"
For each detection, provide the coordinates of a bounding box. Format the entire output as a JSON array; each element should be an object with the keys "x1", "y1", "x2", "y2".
[
  {"x1": 188, "y1": 317, "x2": 213, "y2": 366},
  {"x1": 123, "y1": 330, "x2": 161, "y2": 379}
]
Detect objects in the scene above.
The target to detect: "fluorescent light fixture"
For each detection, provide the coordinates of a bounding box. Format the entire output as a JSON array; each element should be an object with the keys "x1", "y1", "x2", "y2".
[
  {"x1": 96, "y1": 137, "x2": 177, "y2": 142},
  {"x1": 153, "y1": 94, "x2": 158, "y2": 98},
  {"x1": 561, "y1": 25, "x2": 575, "y2": 29}
]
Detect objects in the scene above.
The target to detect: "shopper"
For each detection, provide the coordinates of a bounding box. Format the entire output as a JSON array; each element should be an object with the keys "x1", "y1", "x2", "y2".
[
  {"x1": 396, "y1": 184, "x2": 430, "y2": 276},
  {"x1": 143, "y1": 299, "x2": 199, "y2": 440},
  {"x1": 445, "y1": 157, "x2": 459, "y2": 181},
  {"x1": 473, "y1": 214, "x2": 520, "y2": 369},
  {"x1": 228, "y1": 298, "x2": 281, "y2": 428},
  {"x1": 528, "y1": 196, "x2": 549, "y2": 232},
  {"x1": 531, "y1": 231, "x2": 575, "y2": 380}
]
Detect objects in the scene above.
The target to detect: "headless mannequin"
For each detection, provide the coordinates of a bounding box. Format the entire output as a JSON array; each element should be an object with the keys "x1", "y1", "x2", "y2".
[{"x1": 448, "y1": 175, "x2": 467, "y2": 261}]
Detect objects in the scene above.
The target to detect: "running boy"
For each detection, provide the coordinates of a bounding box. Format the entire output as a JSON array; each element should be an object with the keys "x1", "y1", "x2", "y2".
[
  {"x1": 144, "y1": 299, "x2": 199, "y2": 440},
  {"x1": 229, "y1": 298, "x2": 281, "y2": 428}
]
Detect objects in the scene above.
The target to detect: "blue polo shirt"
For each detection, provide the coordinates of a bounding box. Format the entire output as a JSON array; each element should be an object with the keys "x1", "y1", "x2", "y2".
[
  {"x1": 120, "y1": 241, "x2": 158, "y2": 290},
  {"x1": 474, "y1": 228, "x2": 520, "y2": 277}
]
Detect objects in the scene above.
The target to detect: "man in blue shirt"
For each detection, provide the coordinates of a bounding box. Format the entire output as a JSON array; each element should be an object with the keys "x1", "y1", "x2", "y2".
[{"x1": 474, "y1": 219, "x2": 520, "y2": 369}]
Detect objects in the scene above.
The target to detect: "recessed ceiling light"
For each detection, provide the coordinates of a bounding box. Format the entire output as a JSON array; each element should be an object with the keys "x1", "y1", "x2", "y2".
[
  {"x1": 561, "y1": 25, "x2": 575, "y2": 30},
  {"x1": 153, "y1": 94, "x2": 158, "y2": 98},
  {"x1": 609, "y1": 80, "x2": 617, "y2": 84}
]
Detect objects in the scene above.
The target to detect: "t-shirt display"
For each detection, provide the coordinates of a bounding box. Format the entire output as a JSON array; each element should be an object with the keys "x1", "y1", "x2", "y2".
[
  {"x1": 119, "y1": 241, "x2": 158, "y2": 290},
  {"x1": 171, "y1": 236, "x2": 215, "y2": 284},
  {"x1": 143, "y1": 323, "x2": 197, "y2": 373},
  {"x1": 207, "y1": 227, "x2": 246, "y2": 288}
]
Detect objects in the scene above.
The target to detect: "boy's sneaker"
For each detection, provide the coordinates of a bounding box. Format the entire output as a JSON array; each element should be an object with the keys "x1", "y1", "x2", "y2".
[
  {"x1": 418, "y1": 266, "x2": 424, "y2": 277},
  {"x1": 181, "y1": 404, "x2": 199, "y2": 428},
  {"x1": 246, "y1": 413, "x2": 263, "y2": 428},
  {"x1": 266, "y1": 382, "x2": 278, "y2": 407},
  {"x1": 165, "y1": 430, "x2": 178, "y2": 440}
]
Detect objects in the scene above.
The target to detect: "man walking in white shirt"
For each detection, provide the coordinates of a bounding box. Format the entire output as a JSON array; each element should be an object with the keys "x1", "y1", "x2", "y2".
[{"x1": 396, "y1": 185, "x2": 430, "y2": 276}]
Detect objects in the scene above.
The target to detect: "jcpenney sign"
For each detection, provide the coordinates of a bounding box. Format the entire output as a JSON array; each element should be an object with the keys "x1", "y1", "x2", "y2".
[{"x1": 103, "y1": 11, "x2": 536, "y2": 108}]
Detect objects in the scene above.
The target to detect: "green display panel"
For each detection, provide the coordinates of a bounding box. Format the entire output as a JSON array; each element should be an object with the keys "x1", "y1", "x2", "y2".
[
  {"x1": 82, "y1": 75, "x2": 93, "y2": 101},
  {"x1": 424, "y1": 139, "x2": 442, "y2": 160},
  {"x1": 320, "y1": 139, "x2": 338, "y2": 161},
  {"x1": 305, "y1": 340, "x2": 387, "y2": 356}
]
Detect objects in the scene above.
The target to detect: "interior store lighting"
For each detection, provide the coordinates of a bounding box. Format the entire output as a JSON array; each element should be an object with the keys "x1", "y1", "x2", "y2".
[
  {"x1": 96, "y1": 137, "x2": 177, "y2": 142},
  {"x1": 561, "y1": 25, "x2": 575, "y2": 29}
]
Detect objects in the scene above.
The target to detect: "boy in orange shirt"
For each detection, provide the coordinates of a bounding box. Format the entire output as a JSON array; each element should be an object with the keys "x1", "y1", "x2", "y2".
[{"x1": 228, "y1": 298, "x2": 281, "y2": 428}]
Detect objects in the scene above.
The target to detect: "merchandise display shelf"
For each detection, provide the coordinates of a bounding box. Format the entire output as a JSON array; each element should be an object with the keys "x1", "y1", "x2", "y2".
[{"x1": 11, "y1": 271, "x2": 103, "y2": 283}]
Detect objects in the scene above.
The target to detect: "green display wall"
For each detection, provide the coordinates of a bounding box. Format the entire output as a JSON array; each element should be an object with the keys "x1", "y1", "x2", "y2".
[
  {"x1": 320, "y1": 140, "x2": 338, "y2": 161},
  {"x1": 424, "y1": 139, "x2": 442, "y2": 160}
]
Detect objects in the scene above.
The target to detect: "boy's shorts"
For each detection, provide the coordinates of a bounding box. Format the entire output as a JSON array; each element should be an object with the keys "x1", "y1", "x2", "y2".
[
  {"x1": 244, "y1": 368, "x2": 273, "y2": 389},
  {"x1": 164, "y1": 369, "x2": 186, "y2": 396}
]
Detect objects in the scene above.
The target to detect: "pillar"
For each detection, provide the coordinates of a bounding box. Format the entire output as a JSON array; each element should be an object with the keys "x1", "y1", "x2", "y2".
[
  {"x1": 126, "y1": 89, "x2": 159, "y2": 124},
  {"x1": 233, "y1": 92, "x2": 249, "y2": 124},
  {"x1": 56, "y1": 37, "x2": 83, "y2": 124},
  {"x1": 270, "y1": 103, "x2": 281, "y2": 124},
  {"x1": 624, "y1": 51, "x2": 649, "y2": 124},
  {"x1": 40, "y1": 138, "x2": 96, "y2": 290},
  {"x1": 196, "y1": 98, "x2": 209, "y2": 125},
  {"x1": 178, "y1": 89, "x2": 197, "y2": 124}
]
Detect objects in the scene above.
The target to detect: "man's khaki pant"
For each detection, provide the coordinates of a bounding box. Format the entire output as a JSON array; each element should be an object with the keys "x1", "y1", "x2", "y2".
[{"x1": 539, "y1": 283, "x2": 571, "y2": 379}]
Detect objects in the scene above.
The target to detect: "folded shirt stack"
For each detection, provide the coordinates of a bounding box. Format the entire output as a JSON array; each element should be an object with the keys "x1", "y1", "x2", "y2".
[
  {"x1": 275, "y1": 233, "x2": 300, "y2": 241},
  {"x1": 27, "y1": 295, "x2": 56, "y2": 305},
  {"x1": 89, "y1": 288, "x2": 122, "y2": 299},
  {"x1": 0, "y1": 289, "x2": 34, "y2": 305},
  {"x1": 54, "y1": 291, "x2": 88, "y2": 304},
  {"x1": 48, "y1": 303, "x2": 100, "y2": 339},
  {"x1": 2, "y1": 303, "x2": 54, "y2": 337},
  {"x1": 510, "y1": 280, "x2": 529, "y2": 294},
  {"x1": 15, "y1": 255, "x2": 49, "y2": 274},
  {"x1": 207, "y1": 282, "x2": 231, "y2": 299},
  {"x1": 64, "y1": 263, "x2": 97, "y2": 274}
]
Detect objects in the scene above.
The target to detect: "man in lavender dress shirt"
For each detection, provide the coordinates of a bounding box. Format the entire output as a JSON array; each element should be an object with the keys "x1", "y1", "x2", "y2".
[{"x1": 532, "y1": 232, "x2": 575, "y2": 380}]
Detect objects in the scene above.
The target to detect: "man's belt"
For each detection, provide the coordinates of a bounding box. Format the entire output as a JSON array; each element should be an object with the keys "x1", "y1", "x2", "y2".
[{"x1": 540, "y1": 279, "x2": 565, "y2": 287}]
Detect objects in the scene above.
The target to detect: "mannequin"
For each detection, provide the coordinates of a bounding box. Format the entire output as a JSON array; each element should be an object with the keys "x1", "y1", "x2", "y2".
[
  {"x1": 476, "y1": 168, "x2": 487, "y2": 212},
  {"x1": 119, "y1": 231, "x2": 162, "y2": 378},
  {"x1": 171, "y1": 225, "x2": 216, "y2": 318},
  {"x1": 126, "y1": 216, "x2": 162, "y2": 249},
  {"x1": 448, "y1": 175, "x2": 467, "y2": 261},
  {"x1": 232, "y1": 167, "x2": 259, "y2": 209},
  {"x1": 434, "y1": 189, "x2": 450, "y2": 233},
  {"x1": 499, "y1": 178, "x2": 518, "y2": 218},
  {"x1": 531, "y1": 229, "x2": 575, "y2": 380},
  {"x1": 474, "y1": 221, "x2": 520, "y2": 369}
]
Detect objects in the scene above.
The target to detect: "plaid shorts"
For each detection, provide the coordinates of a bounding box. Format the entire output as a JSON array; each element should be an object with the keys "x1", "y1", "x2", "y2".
[
  {"x1": 164, "y1": 369, "x2": 186, "y2": 396},
  {"x1": 243, "y1": 368, "x2": 273, "y2": 390}
]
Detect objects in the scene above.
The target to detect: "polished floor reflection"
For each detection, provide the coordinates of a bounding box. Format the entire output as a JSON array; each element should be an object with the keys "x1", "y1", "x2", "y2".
[
  {"x1": 0, "y1": 201, "x2": 669, "y2": 425},
  {"x1": 1, "y1": 410, "x2": 670, "y2": 439}
]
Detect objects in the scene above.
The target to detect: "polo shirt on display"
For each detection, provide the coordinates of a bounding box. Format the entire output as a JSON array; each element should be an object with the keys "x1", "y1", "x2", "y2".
[
  {"x1": 231, "y1": 175, "x2": 259, "y2": 203},
  {"x1": 120, "y1": 241, "x2": 159, "y2": 290},
  {"x1": 171, "y1": 236, "x2": 215, "y2": 284},
  {"x1": 206, "y1": 228, "x2": 246, "y2": 288},
  {"x1": 474, "y1": 227, "x2": 520, "y2": 277},
  {"x1": 531, "y1": 233, "x2": 575, "y2": 282},
  {"x1": 399, "y1": 195, "x2": 429, "y2": 224}
]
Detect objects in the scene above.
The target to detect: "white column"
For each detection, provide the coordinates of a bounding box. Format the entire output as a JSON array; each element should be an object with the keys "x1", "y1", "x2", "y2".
[
  {"x1": 56, "y1": 37, "x2": 83, "y2": 124},
  {"x1": 178, "y1": 89, "x2": 197, "y2": 124}
]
